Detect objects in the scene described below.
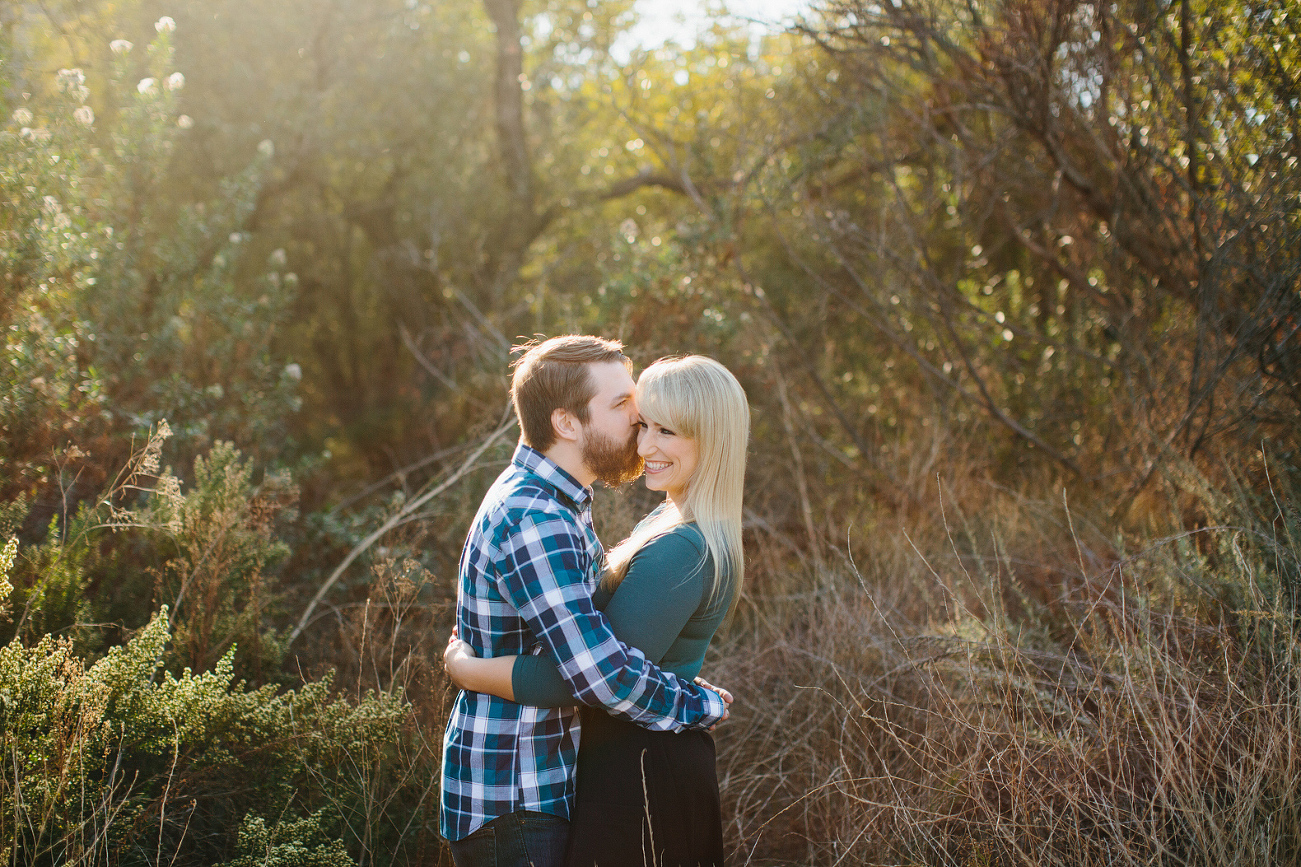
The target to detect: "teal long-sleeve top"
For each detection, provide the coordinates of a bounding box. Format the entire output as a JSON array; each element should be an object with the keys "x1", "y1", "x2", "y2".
[{"x1": 510, "y1": 517, "x2": 733, "y2": 707}]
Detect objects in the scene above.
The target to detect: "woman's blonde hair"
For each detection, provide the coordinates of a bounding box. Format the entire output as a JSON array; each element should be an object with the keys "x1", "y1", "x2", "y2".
[{"x1": 603, "y1": 356, "x2": 749, "y2": 617}]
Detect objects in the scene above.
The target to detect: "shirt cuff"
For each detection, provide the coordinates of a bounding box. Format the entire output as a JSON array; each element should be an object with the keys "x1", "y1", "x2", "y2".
[{"x1": 694, "y1": 683, "x2": 728, "y2": 729}]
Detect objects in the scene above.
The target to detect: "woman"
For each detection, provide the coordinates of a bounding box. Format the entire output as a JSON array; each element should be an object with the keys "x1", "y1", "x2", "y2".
[{"x1": 444, "y1": 355, "x2": 749, "y2": 867}]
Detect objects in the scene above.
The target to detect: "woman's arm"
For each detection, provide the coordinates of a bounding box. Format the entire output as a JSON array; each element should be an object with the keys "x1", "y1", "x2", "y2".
[
  {"x1": 440, "y1": 583, "x2": 613, "y2": 706},
  {"x1": 443, "y1": 635, "x2": 517, "y2": 701}
]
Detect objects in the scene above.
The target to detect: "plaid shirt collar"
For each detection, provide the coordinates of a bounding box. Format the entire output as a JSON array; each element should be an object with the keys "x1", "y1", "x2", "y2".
[{"x1": 511, "y1": 443, "x2": 591, "y2": 514}]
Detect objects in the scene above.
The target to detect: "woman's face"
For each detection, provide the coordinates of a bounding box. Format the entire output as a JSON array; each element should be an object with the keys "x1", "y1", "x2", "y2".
[{"x1": 637, "y1": 412, "x2": 699, "y2": 505}]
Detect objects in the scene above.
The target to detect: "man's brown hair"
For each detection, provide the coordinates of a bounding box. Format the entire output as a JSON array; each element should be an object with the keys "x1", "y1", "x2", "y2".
[{"x1": 510, "y1": 335, "x2": 631, "y2": 451}]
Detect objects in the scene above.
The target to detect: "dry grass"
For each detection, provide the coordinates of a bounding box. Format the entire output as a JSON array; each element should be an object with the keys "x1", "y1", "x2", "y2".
[{"x1": 709, "y1": 478, "x2": 1301, "y2": 866}]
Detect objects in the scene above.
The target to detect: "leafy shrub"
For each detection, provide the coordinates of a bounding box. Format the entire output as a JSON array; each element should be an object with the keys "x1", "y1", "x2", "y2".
[
  {"x1": 0, "y1": 589, "x2": 407, "y2": 866},
  {"x1": 0, "y1": 426, "x2": 438, "y2": 865},
  {"x1": 1, "y1": 17, "x2": 301, "y2": 526},
  {"x1": 214, "y1": 812, "x2": 354, "y2": 867}
]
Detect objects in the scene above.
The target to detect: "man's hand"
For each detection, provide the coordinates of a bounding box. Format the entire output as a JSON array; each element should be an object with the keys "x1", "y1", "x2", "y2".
[{"x1": 694, "y1": 675, "x2": 734, "y2": 727}]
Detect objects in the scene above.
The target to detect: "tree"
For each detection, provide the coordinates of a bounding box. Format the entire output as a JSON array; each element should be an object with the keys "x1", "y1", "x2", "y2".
[{"x1": 747, "y1": 0, "x2": 1301, "y2": 520}]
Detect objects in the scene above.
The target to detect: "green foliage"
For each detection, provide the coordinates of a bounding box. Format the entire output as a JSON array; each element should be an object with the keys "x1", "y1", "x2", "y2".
[
  {"x1": 142, "y1": 441, "x2": 297, "y2": 677},
  {"x1": 1, "y1": 517, "x2": 91, "y2": 646},
  {"x1": 0, "y1": 427, "x2": 296, "y2": 680},
  {"x1": 214, "y1": 812, "x2": 355, "y2": 867},
  {"x1": 1, "y1": 55, "x2": 112, "y2": 503},
  {"x1": 0, "y1": 537, "x2": 16, "y2": 606},
  {"x1": 0, "y1": 605, "x2": 405, "y2": 865},
  {"x1": 1, "y1": 13, "x2": 302, "y2": 517}
]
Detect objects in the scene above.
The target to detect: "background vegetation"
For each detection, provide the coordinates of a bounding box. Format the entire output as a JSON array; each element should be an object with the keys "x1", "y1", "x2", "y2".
[{"x1": 1, "y1": 0, "x2": 1298, "y2": 862}]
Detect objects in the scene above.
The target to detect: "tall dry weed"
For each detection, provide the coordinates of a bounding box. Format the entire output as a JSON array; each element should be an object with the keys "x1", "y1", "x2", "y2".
[{"x1": 711, "y1": 468, "x2": 1301, "y2": 866}]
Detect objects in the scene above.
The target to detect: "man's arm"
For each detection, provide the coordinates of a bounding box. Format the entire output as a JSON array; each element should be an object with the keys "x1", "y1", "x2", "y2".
[
  {"x1": 495, "y1": 510, "x2": 726, "y2": 731},
  {"x1": 509, "y1": 530, "x2": 709, "y2": 707}
]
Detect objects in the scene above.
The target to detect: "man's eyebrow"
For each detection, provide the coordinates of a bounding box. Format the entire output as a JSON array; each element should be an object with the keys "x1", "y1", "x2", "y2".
[{"x1": 611, "y1": 389, "x2": 634, "y2": 405}]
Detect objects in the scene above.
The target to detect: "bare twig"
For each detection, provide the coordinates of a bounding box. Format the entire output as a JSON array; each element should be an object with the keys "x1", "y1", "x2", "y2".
[{"x1": 288, "y1": 408, "x2": 516, "y2": 647}]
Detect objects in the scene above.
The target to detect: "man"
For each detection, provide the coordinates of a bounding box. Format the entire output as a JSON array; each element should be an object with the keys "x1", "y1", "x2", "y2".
[{"x1": 441, "y1": 335, "x2": 730, "y2": 866}]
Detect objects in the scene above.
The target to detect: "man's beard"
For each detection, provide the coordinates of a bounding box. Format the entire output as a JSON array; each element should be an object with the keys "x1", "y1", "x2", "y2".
[{"x1": 582, "y1": 426, "x2": 644, "y2": 487}]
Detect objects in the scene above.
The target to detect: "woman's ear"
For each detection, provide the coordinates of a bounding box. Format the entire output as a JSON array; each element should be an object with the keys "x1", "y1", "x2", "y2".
[{"x1": 552, "y1": 407, "x2": 581, "y2": 444}]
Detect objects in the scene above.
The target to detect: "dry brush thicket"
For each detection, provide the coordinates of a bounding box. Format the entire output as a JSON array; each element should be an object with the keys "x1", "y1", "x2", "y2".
[{"x1": 708, "y1": 466, "x2": 1301, "y2": 865}]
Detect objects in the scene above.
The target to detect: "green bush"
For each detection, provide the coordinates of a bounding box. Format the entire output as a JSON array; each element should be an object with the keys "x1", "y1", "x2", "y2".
[
  {"x1": 214, "y1": 812, "x2": 354, "y2": 867},
  {"x1": 1, "y1": 18, "x2": 301, "y2": 520},
  {"x1": 0, "y1": 426, "x2": 434, "y2": 865},
  {"x1": 0, "y1": 584, "x2": 404, "y2": 866}
]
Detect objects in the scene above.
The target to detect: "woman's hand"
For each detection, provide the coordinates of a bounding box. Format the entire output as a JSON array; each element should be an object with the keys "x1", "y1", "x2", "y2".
[
  {"x1": 443, "y1": 633, "x2": 480, "y2": 690},
  {"x1": 694, "y1": 675, "x2": 734, "y2": 726},
  {"x1": 443, "y1": 634, "x2": 519, "y2": 700}
]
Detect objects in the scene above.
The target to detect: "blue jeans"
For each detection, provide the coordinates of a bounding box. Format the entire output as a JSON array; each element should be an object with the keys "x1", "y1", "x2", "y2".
[{"x1": 447, "y1": 810, "x2": 570, "y2": 867}]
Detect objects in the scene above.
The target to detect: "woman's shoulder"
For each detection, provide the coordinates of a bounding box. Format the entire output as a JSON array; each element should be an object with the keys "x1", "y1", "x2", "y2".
[{"x1": 633, "y1": 521, "x2": 709, "y2": 574}]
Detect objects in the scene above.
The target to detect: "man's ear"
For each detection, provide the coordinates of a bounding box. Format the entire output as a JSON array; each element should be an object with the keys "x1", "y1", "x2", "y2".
[{"x1": 552, "y1": 407, "x2": 582, "y2": 444}]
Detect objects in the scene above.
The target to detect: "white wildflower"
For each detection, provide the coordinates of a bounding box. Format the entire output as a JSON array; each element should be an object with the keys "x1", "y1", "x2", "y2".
[
  {"x1": 165, "y1": 72, "x2": 185, "y2": 91},
  {"x1": 11, "y1": 108, "x2": 32, "y2": 125},
  {"x1": 56, "y1": 68, "x2": 85, "y2": 90},
  {"x1": 74, "y1": 105, "x2": 95, "y2": 125},
  {"x1": 229, "y1": 232, "x2": 242, "y2": 244},
  {"x1": 155, "y1": 16, "x2": 177, "y2": 33},
  {"x1": 176, "y1": 114, "x2": 194, "y2": 129},
  {"x1": 284, "y1": 363, "x2": 302, "y2": 381},
  {"x1": 137, "y1": 77, "x2": 157, "y2": 95},
  {"x1": 257, "y1": 139, "x2": 274, "y2": 157},
  {"x1": 56, "y1": 68, "x2": 89, "y2": 103},
  {"x1": 110, "y1": 39, "x2": 133, "y2": 54},
  {"x1": 269, "y1": 248, "x2": 288, "y2": 267}
]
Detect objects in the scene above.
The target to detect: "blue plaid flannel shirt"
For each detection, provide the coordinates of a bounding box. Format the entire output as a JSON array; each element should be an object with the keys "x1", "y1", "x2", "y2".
[{"x1": 440, "y1": 444, "x2": 727, "y2": 841}]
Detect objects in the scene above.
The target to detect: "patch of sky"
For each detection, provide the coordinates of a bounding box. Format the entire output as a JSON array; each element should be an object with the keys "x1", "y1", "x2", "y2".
[{"x1": 614, "y1": 0, "x2": 814, "y2": 59}]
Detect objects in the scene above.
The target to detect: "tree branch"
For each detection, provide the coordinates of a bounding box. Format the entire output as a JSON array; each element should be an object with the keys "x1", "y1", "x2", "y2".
[{"x1": 287, "y1": 409, "x2": 516, "y2": 648}]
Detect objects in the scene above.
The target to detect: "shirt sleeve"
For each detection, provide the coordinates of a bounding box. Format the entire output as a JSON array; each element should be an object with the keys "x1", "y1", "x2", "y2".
[
  {"x1": 495, "y1": 510, "x2": 724, "y2": 730},
  {"x1": 511, "y1": 529, "x2": 709, "y2": 708}
]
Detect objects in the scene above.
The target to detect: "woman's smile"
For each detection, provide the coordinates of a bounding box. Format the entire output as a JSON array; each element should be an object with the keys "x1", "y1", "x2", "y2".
[{"x1": 638, "y1": 417, "x2": 699, "y2": 505}]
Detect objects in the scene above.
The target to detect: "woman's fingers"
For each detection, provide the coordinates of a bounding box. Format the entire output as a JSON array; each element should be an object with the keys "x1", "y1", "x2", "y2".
[
  {"x1": 443, "y1": 635, "x2": 480, "y2": 687},
  {"x1": 693, "y1": 675, "x2": 733, "y2": 705}
]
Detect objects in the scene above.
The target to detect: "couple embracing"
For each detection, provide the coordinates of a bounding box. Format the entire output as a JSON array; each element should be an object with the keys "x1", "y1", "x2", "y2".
[{"x1": 440, "y1": 335, "x2": 749, "y2": 867}]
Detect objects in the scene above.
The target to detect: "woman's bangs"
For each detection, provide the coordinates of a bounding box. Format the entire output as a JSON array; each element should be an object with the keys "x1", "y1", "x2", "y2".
[{"x1": 637, "y1": 378, "x2": 687, "y2": 434}]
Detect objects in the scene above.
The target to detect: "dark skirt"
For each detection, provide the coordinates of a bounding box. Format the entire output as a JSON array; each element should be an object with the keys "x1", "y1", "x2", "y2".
[{"x1": 565, "y1": 707, "x2": 725, "y2": 867}]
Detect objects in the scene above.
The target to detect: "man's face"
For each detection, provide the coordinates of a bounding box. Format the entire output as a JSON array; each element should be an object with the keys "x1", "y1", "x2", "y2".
[{"x1": 579, "y1": 360, "x2": 643, "y2": 487}]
